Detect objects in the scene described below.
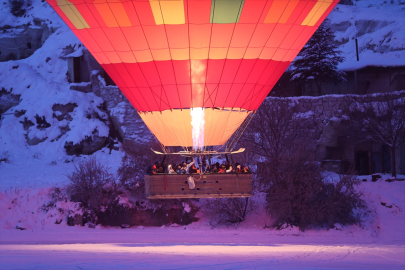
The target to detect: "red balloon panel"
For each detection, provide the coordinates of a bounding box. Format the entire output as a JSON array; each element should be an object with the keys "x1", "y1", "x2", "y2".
[{"x1": 104, "y1": 58, "x2": 291, "y2": 111}]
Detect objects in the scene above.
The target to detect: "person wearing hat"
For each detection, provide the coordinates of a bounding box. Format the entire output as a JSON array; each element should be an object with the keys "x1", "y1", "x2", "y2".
[{"x1": 218, "y1": 164, "x2": 226, "y2": 173}]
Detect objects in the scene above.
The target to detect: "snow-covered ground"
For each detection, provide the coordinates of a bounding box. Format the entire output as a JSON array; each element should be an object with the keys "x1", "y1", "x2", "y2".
[
  {"x1": 0, "y1": 232, "x2": 404, "y2": 269},
  {"x1": 1, "y1": 167, "x2": 404, "y2": 269},
  {"x1": 0, "y1": 147, "x2": 124, "y2": 190}
]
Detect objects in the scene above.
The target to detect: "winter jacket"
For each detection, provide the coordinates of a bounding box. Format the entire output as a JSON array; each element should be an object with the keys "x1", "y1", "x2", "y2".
[
  {"x1": 167, "y1": 164, "x2": 176, "y2": 174},
  {"x1": 185, "y1": 161, "x2": 195, "y2": 174},
  {"x1": 226, "y1": 166, "x2": 233, "y2": 173}
]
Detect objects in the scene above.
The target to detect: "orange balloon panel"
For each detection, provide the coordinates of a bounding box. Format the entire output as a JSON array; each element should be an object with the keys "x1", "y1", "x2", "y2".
[
  {"x1": 139, "y1": 108, "x2": 251, "y2": 147},
  {"x1": 47, "y1": 0, "x2": 338, "y2": 146}
]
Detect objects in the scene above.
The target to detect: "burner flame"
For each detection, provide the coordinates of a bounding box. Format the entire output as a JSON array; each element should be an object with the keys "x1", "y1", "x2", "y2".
[{"x1": 190, "y1": 107, "x2": 205, "y2": 151}]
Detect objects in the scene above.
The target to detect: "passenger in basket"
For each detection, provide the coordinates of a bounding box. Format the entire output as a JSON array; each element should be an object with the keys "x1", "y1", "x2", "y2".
[
  {"x1": 155, "y1": 161, "x2": 164, "y2": 173},
  {"x1": 152, "y1": 162, "x2": 159, "y2": 174},
  {"x1": 211, "y1": 166, "x2": 218, "y2": 173},
  {"x1": 243, "y1": 166, "x2": 250, "y2": 173},
  {"x1": 226, "y1": 165, "x2": 234, "y2": 173},
  {"x1": 218, "y1": 164, "x2": 226, "y2": 173},
  {"x1": 181, "y1": 161, "x2": 187, "y2": 170},
  {"x1": 176, "y1": 164, "x2": 183, "y2": 174},
  {"x1": 186, "y1": 158, "x2": 197, "y2": 189},
  {"x1": 190, "y1": 163, "x2": 199, "y2": 174},
  {"x1": 211, "y1": 162, "x2": 220, "y2": 173},
  {"x1": 202, "y1": 160, "x2": 209, "y2": 173},
  {"x1": 236, "y1": 163, "x2": 242, "y2": 173},
  {"x1": 167, "y1": 164, "x2": 176, "y2": 174},
  {"x1": 185, "y1": 160, "x2": 195, "y2": 174}
]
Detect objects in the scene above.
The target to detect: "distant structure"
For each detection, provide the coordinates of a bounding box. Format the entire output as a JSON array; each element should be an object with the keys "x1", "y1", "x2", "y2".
[
  {"x1": 0, "y1": 19, "x2": 54, "y2": 62},
  {"x1": 271, "y1": 66, "x2": 405, "y2": 96},
  {"x1": 63, "y1": 48, "x2": 151, "y2": 146}
]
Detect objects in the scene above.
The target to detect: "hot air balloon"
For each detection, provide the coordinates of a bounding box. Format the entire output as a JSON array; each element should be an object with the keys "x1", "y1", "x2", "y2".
[{"x1": 47, "y1": 0, "x2": 339, "y2": 198}]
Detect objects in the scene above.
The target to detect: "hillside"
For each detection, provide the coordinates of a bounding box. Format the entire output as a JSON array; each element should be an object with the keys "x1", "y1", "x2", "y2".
[{"x1": 329, "y1": 1, "x2": 405, "y2": 70}]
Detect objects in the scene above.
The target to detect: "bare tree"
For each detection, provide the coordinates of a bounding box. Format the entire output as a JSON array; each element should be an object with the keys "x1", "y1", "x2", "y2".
[
  {"x1": 244, "y1": 98, "x2": 366, "y2": 230},
  {"x1": 243, "y1": 98, "x2": 316, "y2": 182},
  {"x1": 201, "y1": 197, "x2": 254, "y2": 227},
  {"x1": 66, "y1": 157, "x2": 119, "y2": 223},
  {"x1": 349, "y1": 96, "x2": 405, "y2": 177}
]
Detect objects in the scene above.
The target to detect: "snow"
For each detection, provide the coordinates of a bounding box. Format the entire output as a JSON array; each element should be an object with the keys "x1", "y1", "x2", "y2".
[
  {"x1": 0, "y1": 148, "x2": 124, "y2": 190},
  {"x1": 0, "y1": 241, "x2": 404, "y2": 269},
  {"x1": 0, "y1": 0, "x2": 62, "y2": 28},
  {"x1": 65, "y1": 47, "x2": 84, "y2": 58},
  {"x1": 1, "y1": 171, "x2": 404, "y2": 235},
  {"x1": 1, "y1": 170, "x2": 405, "y2": 269},
  {"x1": 110, "y1": 102, "x2": 127, "y2": 124},
  {"x1": 286, "y1": 89, "x2": 405, "y2": 102},
  {"x1": 2, "y1": 151, "x2": 403, "y2": 269},
  {"x1": 0, "y1": 21, "x2": 110, "y2": 162},
  {"x1": 69, "y1": 82, "x2": 91, "y2": 87},
  {"x1": 328, "y1": 1, "x2": 405, "y2": 70}
]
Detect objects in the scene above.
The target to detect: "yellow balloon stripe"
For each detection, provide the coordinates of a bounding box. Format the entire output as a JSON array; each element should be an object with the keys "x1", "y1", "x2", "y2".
[
  {"x1": 149, "y1": 0, "x2": 185, "y2": 25},
  {"x1": 56, "y1": 0, "x2": 89, "y2": 29},
  {"x1": 302, "y1": 0, "x2": 333, "y2": 26}
]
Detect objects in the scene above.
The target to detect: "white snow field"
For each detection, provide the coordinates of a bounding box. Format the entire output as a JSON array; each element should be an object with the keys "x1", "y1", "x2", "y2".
[
  {"x1": 0, "y1": 238, "x2": 403, "y2": 269},
  {"x1": 1, "y1": 168, "x2": 404, "y2": 269}
]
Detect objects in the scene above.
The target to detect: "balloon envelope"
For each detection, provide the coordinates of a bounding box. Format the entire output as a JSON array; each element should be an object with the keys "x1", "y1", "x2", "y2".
[{"x1": 47, "y1": 0, "x2": 338, "y2": 147}]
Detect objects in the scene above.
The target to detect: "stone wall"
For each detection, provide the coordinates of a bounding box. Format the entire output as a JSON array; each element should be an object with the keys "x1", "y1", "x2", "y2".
[
  {"x1": 0, "y1": 20, "x2": 55, "y2": 62},
  {"x1": 267, "y1": 91, "x2": 405, "y2": 174},
  {"x1": 271, "y1": 66, "x2": 405, "y2": 97},
  {"x1": 90, "y1": 71, "x2": 153, "y2": 145},
  {"x1": 0, "y1": 89, "x2": 20, "y2": 116}
]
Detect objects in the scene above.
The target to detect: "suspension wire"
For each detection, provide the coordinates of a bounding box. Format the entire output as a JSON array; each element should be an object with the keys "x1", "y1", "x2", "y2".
[
  {"x1": 178, "y1": 108, "x2": 191, "y2": 152},
  {"x1": 162, "y1": 110, "x2": 187, "y2": 152},
  {"x1": 216, "y1": 108, "x2": 233, "y2": 151},
  {"x1": 226, "y1": 111, "x2": 255, "y2": 152},
  {"x1": 206, "y1": 107, "x2": 229, "y2": 153},
  {"x1": 204, "y1": 107, "x2": 222, "y2": 152},
  {"x1": 227, "y1": 111, "x2": 253, "y2": 150},
  {"x1": 169, "y1": 112, "x2": 189, "y2": 151}
]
